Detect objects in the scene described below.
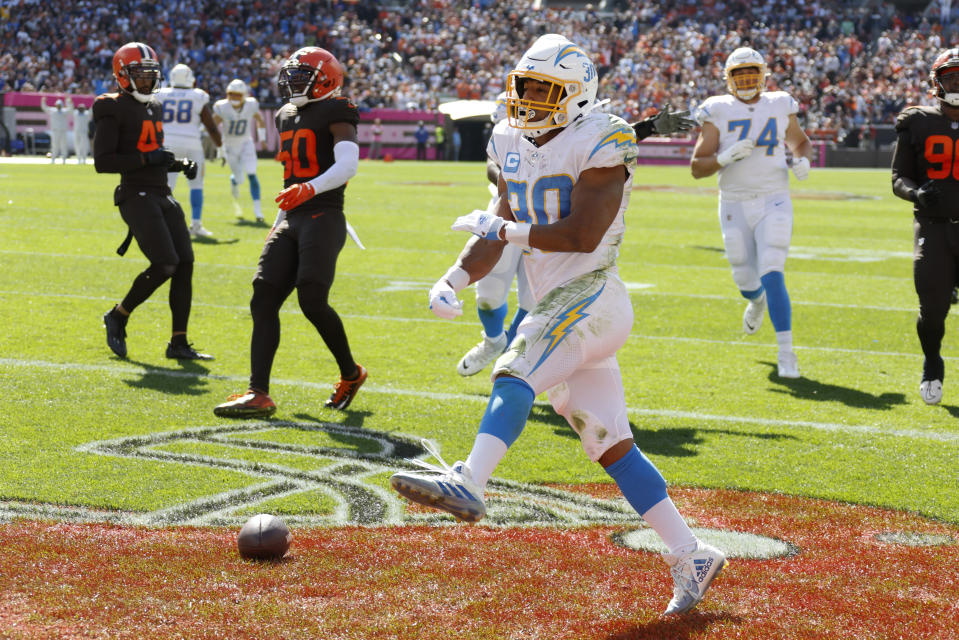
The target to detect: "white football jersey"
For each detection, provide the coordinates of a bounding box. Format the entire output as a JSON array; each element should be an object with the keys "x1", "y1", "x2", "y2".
[
  {"x1": 487, "y1": 112, "x2": 638, "y2": 302},
  {"x1": 156, "y1": 86, "x2": 210, "y2": 141},
  {"x1": 213, "y1": 97, "x2": 260, "y2": 147},
  {"x1": 694, "y1": 91, "x2": 799, "y2": 198}
]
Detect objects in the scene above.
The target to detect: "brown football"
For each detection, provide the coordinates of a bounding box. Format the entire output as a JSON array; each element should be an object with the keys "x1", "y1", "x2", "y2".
[{"x1": 237, "y1": 514, "x2": 292, "y2": 560}]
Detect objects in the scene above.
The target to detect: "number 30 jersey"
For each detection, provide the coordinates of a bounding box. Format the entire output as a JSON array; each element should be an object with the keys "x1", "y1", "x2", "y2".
[
  {"x1": 487, "y1": 112, "x2": 638, "y2": 302},
  {"x1": 694, "y1": 91, "x2": 798, "y2": 199},
  {"x1": 275, "y1": 96, "x2": 359, "y2": 215},
  {"x1": 213, "y1": 97, "x2": 260, "y2": 150}
]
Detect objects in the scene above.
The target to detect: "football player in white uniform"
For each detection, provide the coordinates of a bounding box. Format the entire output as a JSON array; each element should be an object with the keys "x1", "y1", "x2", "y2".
[
  {"x1": 157, "y1": 63, "x2": 222, "y2": 237},
  {"x1": 391, "y1": 34, "x2": 727, "y2": 616},
  {"x1": 691, "y1": 47, "x2": 812, "y2": 378},
  {"x1": 457, "y1": 93, "x2": 534, "y2": 377},
  {"x1": 213, "y1": 78, "x2": 267, "y2": 223}
]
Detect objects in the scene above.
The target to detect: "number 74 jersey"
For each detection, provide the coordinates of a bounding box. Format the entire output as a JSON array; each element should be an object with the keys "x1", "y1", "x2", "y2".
[{"x1": 694, "y1": 91, "x2": 799, "y2": 198}]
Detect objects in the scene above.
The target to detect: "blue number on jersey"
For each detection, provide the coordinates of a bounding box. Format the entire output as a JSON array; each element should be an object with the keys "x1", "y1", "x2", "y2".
[
  {"x1": 162, "y1": 99, "x2": 194, "y2": 124},
  {"x1": 507, "y1": 174, "x2": 574, "y2": 225},
  {"x1": 228, "y1": 119, "x2": 247, "y2": 136},
  {"x1": 755, "y1": 117, "x2": 778, "y2": 155},
  {"x1": 728, "y1": 119, "x2": 751, "y2": 140}
]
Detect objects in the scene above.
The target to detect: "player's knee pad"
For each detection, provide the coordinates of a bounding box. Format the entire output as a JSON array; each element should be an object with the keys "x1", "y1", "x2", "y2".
[
  {"x1": 296, "y1": 281, "x2": 333, "y2": 321},
  {"x1": 570, "y1": 408, "x2": 624, "y2": 463},
  {"x1": 147, "y1": 262, "x2": 178, "y2": 281}
]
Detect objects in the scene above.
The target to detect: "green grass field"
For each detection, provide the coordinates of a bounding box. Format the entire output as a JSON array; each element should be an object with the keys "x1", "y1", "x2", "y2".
[
  {"x1": 2, "y1": 158, "x2": 958, "y2": 638},
  {"x1": 1, "y1": 159, "x2": 955, "y2": 525}
]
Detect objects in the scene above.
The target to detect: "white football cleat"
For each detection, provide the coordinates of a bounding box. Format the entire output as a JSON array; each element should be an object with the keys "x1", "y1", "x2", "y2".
[
  {"x1": 777, "y1": 350, "x2": 800, "y2": 378},
  {"x1": 920, "y1": 379, "x2": 943, "y2": 405},
  {"x1": 390, "y1": 439, "x2": 486, "y2": 523},
  {"x1": 190, "y1": 222, "x2": 214, "y2": 238},
  {"x1": 742, "y1": 292, "x2": 766, "y2": 334},
  {"x1": 663, "y1": 541, "x2": 728, "y2": 615},
  {"x1": 457, "y1": 332, "x2": 508, "y2": 377}
]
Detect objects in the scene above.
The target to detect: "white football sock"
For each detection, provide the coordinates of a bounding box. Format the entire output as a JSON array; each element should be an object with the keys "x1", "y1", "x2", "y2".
[
  {"x1": 642, "y1": 497, "x2": 698, "y2": 556},
  {"x1": 465, "y1": 432, "x2": 508, "y2": 489}
]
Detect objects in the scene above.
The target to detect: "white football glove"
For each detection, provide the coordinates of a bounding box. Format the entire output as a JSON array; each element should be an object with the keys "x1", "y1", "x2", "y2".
[
  {"x1": 791, "y1": 156, "x2": 811, "y2": 181},
  {"x1": 428, "y1": 278, "x2": 463, "y2": 319},
  {"x1": 716, "y1": 138, "x2": 755, "y2": 167},
  {"x1": 451, "y1": 209, "x2": 505, "y2": 240}
]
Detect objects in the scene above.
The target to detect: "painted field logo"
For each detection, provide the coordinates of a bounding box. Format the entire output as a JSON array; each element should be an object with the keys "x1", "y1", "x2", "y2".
[{"x1": 2, "y1": 422, "x2": 640, "y2": 529}]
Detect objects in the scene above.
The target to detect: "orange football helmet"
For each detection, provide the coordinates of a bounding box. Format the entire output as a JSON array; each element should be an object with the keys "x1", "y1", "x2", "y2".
[
  {"x1": 278, "y1": 47, "x2": 344, "y2": 106},
  {"x1": 112, "y1": 42, "x2": 161, "y2": 103}
]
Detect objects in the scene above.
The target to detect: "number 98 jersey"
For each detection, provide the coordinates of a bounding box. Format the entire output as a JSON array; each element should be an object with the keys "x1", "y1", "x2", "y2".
[
  {"x1": 894, "y1": 105, "x2": 959, "y2": 219},
  {"x1": 275, "y1": 97, "x2": 359, "y2": 215},
  {"x1": 694, "y1": 91, "x2": 798, "y2": 199},
  {"x1": 486, "y1": 112, "x2": 637, "y2": 302}
]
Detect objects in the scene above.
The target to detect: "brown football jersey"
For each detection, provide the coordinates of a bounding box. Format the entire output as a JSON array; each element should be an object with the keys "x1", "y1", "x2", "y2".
[
  {"x1": 275, "y1": 96, "x2": 360, "y2": 215},
  {"x1": 92, "y1": 92, "x2": 169, "y2": 191},
  {"x1": 893, "y1": 105, "x2": 959, "y2": 218}
]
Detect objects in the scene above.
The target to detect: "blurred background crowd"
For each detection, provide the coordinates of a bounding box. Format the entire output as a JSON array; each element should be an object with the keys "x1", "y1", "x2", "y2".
[{"x1": 1, "y1": 0, "x2": 956, "y2": 145}]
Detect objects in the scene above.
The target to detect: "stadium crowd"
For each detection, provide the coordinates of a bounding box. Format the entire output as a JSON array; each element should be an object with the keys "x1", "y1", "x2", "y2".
[{"x1": 0, "y1": 0, "x2": 955, "y2": 142}]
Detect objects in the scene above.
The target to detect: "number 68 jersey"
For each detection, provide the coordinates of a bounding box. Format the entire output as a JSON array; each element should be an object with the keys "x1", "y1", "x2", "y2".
[
  {"x1": 694, "y1": 91, "x2": 799, "y2": 199},
  {"x1": 486, "y1": 112, "x2": 638, "y2": 302}
]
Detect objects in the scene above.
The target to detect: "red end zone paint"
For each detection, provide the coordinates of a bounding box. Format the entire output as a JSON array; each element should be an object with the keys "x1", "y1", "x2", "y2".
[{"x1": 0, "y1": 487, "x2": 956, "y2": 640}]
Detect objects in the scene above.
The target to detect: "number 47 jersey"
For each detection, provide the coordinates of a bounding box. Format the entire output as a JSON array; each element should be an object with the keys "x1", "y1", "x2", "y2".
[
  {"x1": 487, "y1": 112, "x2": 638, "y2": 302},
  {"x1": 694, "y1": 91, "x2": 799, "y2": 199}
]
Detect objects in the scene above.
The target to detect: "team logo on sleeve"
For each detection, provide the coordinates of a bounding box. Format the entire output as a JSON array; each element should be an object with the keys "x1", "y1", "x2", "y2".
[{"x1": 588, "y1": 127, "x2": 637, "y2": 160}]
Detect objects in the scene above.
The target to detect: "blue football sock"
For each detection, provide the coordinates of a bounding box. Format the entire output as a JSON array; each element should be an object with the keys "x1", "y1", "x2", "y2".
[
  {"x1": 478, "y1": 303, "x2": 508, "y2": 338},
  {"x1": 189, "y1": 189, "x2": 203, "y2": 223},
  {"x1": 505, "y1": 307, "x2": 529, "y2": 345},
  {"x1": 740, "y1": 285, "x2": 765, "y2": 301},
  {"x1": 760, "y1": 271, "x2": 791, "y2": 332},
  {"x1": 477, "y1": 377, "x2": 534, "y2": 448},
  {"x1": 604, "y1": 445, "x2": 668, "y2": 515},
  {"x1": 248, "y1": 174, "x2": 260, "y2": 200}
]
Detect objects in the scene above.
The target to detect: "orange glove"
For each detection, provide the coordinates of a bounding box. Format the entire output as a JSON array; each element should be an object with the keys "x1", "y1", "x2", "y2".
[{"x1": 275, "y1": 183, "x2": 315, "y2": 210}]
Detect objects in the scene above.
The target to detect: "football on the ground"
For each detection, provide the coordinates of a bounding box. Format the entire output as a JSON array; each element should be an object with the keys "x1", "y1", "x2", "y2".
[{"x1": 237, "y1": 513, "x2": 292, "y2": 560}]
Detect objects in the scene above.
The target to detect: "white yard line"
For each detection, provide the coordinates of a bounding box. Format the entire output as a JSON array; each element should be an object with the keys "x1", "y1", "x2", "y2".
[{"x1": 2, "y1": 357, "x2": 957, "y2": 443}]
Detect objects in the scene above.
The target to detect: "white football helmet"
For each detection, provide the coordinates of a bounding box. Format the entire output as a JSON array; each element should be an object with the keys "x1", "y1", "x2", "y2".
[
  {"x1": 506, "y1": 34, "x2": 598, "y2": 137},
  {"x1": 723, "y1": 47, "x2": 768, "y2": 101},
  {"x1": 227, "y1": 78, "x2": 247, "y2": 107},
  {"x1": 169, "y1": 63, "x2": 194, "y2": 88}
]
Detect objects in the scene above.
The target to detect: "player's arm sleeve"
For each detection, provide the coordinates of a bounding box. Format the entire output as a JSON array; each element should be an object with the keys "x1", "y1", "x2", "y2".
[
  {"x1": 92, "y1": 99, "x2": 144, "y2": 174},
  {"x1": 891, "y1": 112, "x2": 919, "y2": 203}
]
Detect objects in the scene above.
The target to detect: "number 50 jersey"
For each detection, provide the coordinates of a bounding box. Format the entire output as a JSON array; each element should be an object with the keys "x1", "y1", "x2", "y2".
[
  {"x1": 694, "y1": 91, "x2": 799, "y2": 199},
  {"x1": 487, "y1": 112, "x2": 638, "y2": 302},
  {"x1": 275, "y1": 97, "x2": 359, "y2": 215}
]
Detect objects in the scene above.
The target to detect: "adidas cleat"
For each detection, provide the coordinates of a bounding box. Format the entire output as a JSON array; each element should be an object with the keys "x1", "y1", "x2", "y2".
[
  {"x1": 214, "y1": 390, "x2": 277, "y2": 418},
  {"x1": 742, "y1": 292, "x2": 766, "y2": 334},
  {"x1": 325, "y1": 364, "x2": 367, "y2": 410},
  {"x1": 102, "y1": 309, "x2": 128, "y2": 358},
  {"x1": 663, "y1": 541, "x2": 728, "y2": 615},
  {"x1": 457, "y1": 332, "x2": 508, "y2": 377},
  {"x1": 391, "y1": 439, "x2": 486, "y2": 523}
]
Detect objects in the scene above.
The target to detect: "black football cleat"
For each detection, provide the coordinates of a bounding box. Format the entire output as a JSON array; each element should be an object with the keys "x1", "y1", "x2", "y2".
[
  {"x1": 102, "y1": 310, "x2": 128, "y2": 358},
  {"x1": 165, "y1": 342, "x2": 214, "y2": 360}
]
